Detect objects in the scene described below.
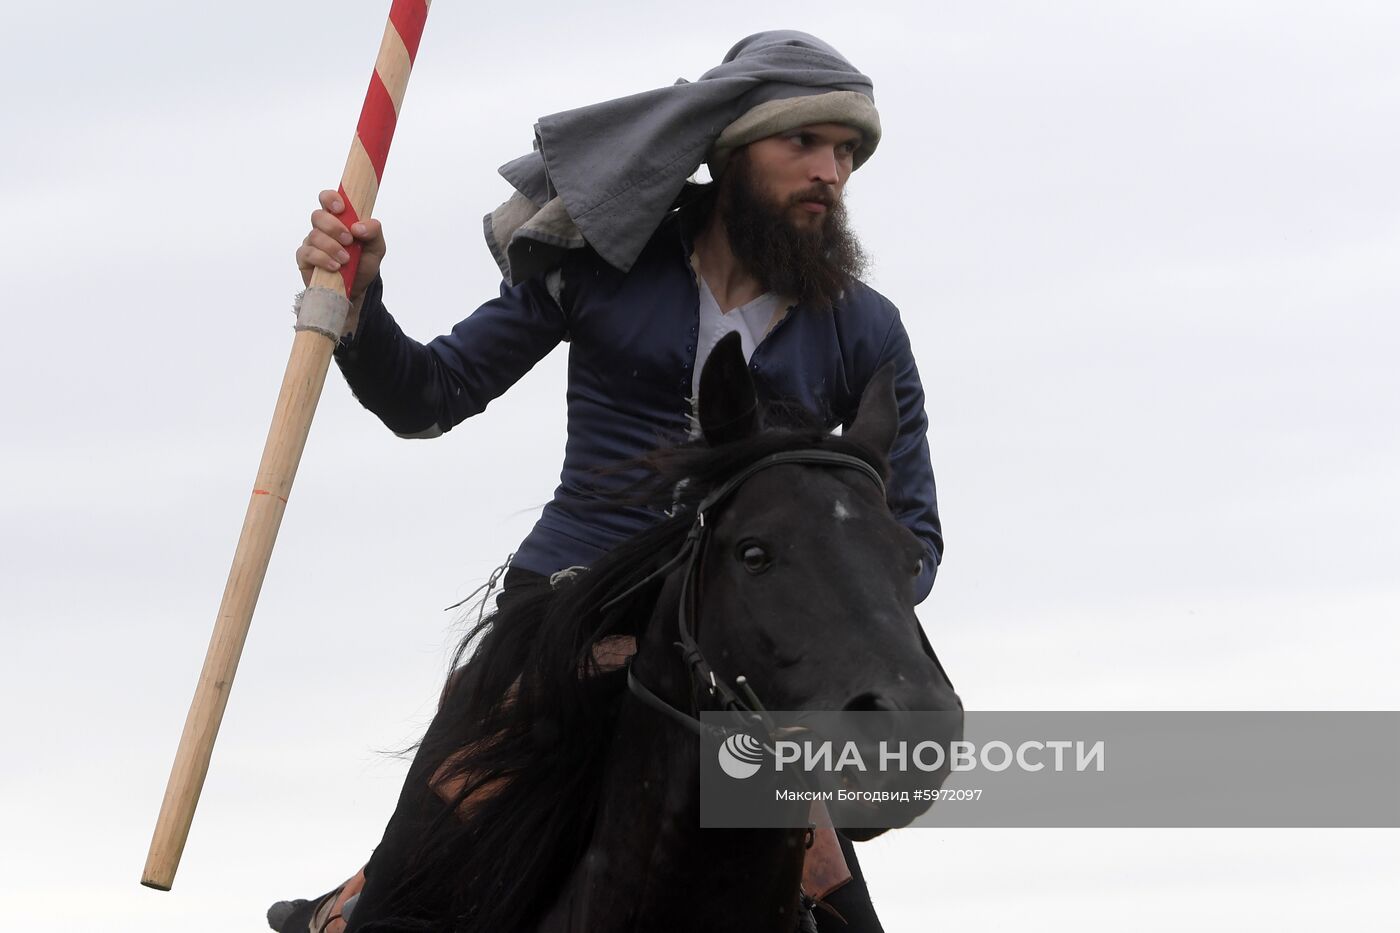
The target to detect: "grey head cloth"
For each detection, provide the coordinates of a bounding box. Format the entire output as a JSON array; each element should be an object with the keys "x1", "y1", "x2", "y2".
[{"x1": 484, "y1": 30, "x2": 882, "y2": 285}]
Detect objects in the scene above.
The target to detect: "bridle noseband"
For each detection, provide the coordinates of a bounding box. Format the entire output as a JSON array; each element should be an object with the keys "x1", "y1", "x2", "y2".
[{"x1": 608, "y1": 449, "x2": 886, "y2": 737}]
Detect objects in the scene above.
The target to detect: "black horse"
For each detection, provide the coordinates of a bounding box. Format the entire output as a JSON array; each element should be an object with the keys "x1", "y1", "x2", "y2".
[{"x1": 322, "y1": 335, "x2": 962, "y2": 932}]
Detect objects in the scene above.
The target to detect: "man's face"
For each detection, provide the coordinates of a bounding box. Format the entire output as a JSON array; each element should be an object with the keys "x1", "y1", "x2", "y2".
[
  {"x1": 739, "y1": 123, "x2": 862, "y2": 230},
  {"x1": 716, "y1": 123, "x2": 868, "y2": 309}
]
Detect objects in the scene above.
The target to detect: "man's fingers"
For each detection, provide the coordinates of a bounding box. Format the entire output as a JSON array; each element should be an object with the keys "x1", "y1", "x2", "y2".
[
  {"x1": 318, "y1": 188, "x2": 345, "y2": 213},
  {"x1": 307, "y1": 229, "x2": 351, "y2": 263},
  {"x1": 351, "y1": 218, "x2": 382, "y2": 241},
  {"x1": 299, "y1": 191, "x2": 381, "y2": 296},
  {"x1": 296, "y1": 246, "x2": 339, "y2": 273},
  {"x1": 312, "y1": 209, "x2": 354, "y2": 246},
  {"x1": 296, "y1": 242, "x2": 346, "y2": 273},
  {"x1": 311, "y1": 209, "x2": 382, "y2": 247}
]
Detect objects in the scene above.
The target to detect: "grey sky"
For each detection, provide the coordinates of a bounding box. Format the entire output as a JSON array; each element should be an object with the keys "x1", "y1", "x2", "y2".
[{"x1": 2, "y1": 2, "x2": 1396, "y2": 930}]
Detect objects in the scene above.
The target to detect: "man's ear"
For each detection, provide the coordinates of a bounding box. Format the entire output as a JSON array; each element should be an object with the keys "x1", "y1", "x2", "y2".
[
  {"x1": 845, "y1": 363, "x2": 899, "y2": 456},
  {"x1": 698, "y1": 332, "x2": 761, "y2": 446}
]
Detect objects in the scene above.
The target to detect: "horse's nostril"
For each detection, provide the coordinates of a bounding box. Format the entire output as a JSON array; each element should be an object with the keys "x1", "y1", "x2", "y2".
[{"x1": 843, "y1": 692, "x2": 898, "y2": 713}]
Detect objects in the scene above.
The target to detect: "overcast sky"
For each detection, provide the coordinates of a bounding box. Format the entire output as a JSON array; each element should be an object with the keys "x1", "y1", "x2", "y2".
[{"x1": 2, "y1": 2, "x2": 1396, "y2": 930}]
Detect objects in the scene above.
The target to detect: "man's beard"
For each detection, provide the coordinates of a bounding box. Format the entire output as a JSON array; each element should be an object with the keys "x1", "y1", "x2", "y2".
[{"x1": 718, "y1": 151, "x2": 869, "y2": 310}]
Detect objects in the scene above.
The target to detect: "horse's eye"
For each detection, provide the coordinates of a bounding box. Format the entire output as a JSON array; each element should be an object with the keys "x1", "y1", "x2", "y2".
[
  {"x1": 738, "y1": 543, "x2": 771, "y2": 574},
  {"x1": 913, "y1": 558, "x2": 923, "y2": 577}
]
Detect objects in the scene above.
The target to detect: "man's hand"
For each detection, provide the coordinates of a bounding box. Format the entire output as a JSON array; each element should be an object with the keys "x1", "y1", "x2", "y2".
[
  {"x1": 296, "y1": 189, "x2": 386, "y2": 305},
  {"x1": 315, "y1": 866, "x2": 366, "y2": 933}
]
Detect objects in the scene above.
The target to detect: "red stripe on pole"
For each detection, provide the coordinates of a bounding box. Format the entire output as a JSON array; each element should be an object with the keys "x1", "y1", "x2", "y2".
[
  {"x1": 357, "y1": 71, "x2": 397, "y2": 179},
  {"x1": 335, "y1": 186, "x2": 363, "y2": 296},
  {"x1": 389, "y1": 0, "x2": 429, "y2": 62}
]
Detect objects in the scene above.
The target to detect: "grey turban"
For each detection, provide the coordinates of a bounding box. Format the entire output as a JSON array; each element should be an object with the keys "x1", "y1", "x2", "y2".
[{"x1": 485, "y1": 30, "x2": 881, "y2": 284}]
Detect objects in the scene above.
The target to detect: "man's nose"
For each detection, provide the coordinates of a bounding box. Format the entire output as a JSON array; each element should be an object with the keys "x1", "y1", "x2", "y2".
[{"x1": 807, "y1": 147, "x2": 842, "y2": 185}]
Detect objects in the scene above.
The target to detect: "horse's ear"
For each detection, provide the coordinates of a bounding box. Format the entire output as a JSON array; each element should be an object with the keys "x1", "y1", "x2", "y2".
[
  {"x1": 846, "y1": 363, "x2": 899, "y2": 455},
  {"x1": 698, "y1": 332, "x2": 761, "y2": 446}
]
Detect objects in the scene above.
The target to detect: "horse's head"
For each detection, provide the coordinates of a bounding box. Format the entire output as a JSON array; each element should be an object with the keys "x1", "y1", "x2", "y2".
[{"x1": 634, "y1": 333, "x2": 962, "y2": 835}]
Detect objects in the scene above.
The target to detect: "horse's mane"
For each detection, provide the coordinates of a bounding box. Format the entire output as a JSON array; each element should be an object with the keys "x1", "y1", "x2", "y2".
[{"x1": 360, "y1": 410, "x2": 888, "y2": 932}]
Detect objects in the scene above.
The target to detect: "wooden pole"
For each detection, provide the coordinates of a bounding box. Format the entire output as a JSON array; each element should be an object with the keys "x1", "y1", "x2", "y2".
[{"x1": 142, "y1": 0, "x2": 432, "y2": 891}]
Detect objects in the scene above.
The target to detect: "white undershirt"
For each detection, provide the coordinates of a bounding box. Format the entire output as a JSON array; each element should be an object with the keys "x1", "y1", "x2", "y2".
[{"x1": 690, "y1": 275, "x2": 786, "y2": 399}]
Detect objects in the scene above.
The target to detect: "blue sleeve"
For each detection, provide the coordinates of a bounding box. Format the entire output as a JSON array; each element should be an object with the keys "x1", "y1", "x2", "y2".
[
  {"x1": 865, "y1": 312, "x2": 943, "y2": 604},
  {"x1": 333, "y1": 274, "x2": 569, "y2": 437}
]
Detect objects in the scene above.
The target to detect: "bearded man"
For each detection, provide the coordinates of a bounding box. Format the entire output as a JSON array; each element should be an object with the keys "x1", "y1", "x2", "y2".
[{"x1": 281, "y1": 30, "x2": 942, "y2": 933}]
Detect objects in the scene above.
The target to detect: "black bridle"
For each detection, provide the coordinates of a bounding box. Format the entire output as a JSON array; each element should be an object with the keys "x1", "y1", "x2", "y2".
[{"x1": 604, "y1": 449, "x2": 886, "y2": 737}]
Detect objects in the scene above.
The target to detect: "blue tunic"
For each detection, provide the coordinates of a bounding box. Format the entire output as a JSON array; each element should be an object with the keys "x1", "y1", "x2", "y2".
[{"x1": 334, "y1": 214, "x2": 943, "y2": 602}]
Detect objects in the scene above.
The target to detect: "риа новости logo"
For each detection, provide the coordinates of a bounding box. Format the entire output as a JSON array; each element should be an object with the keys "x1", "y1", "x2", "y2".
[{"x1": 718, "y1": 733, "x2": 765, "y2": 779}]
